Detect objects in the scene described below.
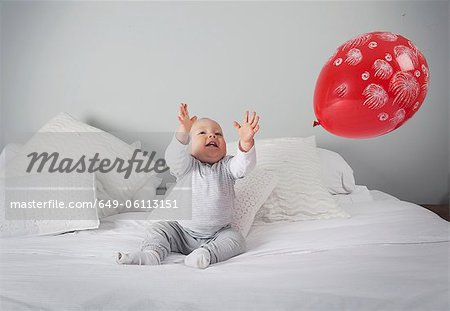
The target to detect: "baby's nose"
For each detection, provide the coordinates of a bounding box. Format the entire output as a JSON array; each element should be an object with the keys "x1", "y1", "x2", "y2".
[{"x1": 209, "y1": 133, "x2": 216, "y2": 138}]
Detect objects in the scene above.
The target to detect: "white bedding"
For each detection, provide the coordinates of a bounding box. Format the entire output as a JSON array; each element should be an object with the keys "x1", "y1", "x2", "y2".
[{"x1": 1, "y1": 191, "x2": 449, "y2": 310}]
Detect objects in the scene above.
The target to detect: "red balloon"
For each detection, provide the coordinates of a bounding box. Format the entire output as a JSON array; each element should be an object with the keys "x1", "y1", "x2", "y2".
[{"x1": 313, "y1": 31, "x2": 430, "y2": 138}]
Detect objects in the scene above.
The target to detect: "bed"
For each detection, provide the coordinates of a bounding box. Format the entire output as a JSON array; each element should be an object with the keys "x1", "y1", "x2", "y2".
[
  {"x1": 1, "y1": 113, "x2": 449, "y2": 310},
  {"x1": 1, "y1": 189, "x2": 449, "y2": 310}
]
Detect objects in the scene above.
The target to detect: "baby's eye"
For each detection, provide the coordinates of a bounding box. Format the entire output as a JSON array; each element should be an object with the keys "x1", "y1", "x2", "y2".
[
  {"x1": 198, "y1": 131, "x2": 206, "y2": 135},
  {"x1": 215, "y1": 133, "x2": 223, "y2": 136}
]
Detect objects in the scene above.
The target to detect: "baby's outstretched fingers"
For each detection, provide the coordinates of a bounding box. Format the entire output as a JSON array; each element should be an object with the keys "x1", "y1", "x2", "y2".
[
  {"x1": 251, "y1": 115, "x2": 259, "y2": 127},
  {"x1": 249, "y1": 111, "x2": 256, "y2": 124},
  {"x1": 179, "y1": 103, "x2": 187, "y2": 118},
  {"x1": 179, "y1": 103, "x2": 193, "y2": 120},
  {"x1": 183, "y1": 104, "x2": 190, "y2": 117},
  {"x1": 244, "y1": 111, "x2": 249, "y2": 123}
]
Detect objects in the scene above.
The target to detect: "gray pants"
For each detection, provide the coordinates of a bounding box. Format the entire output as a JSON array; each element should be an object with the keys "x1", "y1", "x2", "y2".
[{"x1": 140, "y1": 221, "x2": 247, "y2": 265}]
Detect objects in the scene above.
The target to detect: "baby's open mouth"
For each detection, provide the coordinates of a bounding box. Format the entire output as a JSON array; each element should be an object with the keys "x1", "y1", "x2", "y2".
[{"x1": 205, "y1": 141, "x2": 218, "y2": 148}]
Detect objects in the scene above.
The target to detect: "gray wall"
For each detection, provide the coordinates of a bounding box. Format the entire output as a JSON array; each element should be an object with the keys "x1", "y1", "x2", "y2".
[{"x1": 1, "y1": 1, "x2": 449, "y2": 204}]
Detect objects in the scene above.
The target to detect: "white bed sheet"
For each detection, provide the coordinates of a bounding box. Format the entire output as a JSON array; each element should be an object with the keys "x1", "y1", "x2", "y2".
[{"x1": 1, "y1": 191, "x2": 449, "y2": 310}]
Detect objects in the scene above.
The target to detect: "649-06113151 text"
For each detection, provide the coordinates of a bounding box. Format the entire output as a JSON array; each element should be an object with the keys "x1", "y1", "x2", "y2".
[{"x1": 97, "y1": 199, "x2": 179, "y2": 209}]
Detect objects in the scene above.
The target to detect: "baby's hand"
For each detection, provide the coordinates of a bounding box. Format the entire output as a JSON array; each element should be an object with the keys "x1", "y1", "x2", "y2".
[
  {"x1": 177, "y1": 103, "x2": 197, "y2": 133},
  {"x1": 233, "y1": 111, "x2": 260, "y2": 152}
]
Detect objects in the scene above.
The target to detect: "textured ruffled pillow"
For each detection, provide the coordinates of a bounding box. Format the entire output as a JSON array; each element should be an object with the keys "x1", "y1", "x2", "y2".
[
  {"x1": 231, "y1": 168, "x2": 277, "y2": 237},
  {"x1": 228, "y1": 137, "x2": 350, "y2": 223}
]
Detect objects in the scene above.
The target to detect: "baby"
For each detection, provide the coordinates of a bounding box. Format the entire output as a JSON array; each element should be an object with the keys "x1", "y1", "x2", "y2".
[{"x1": 116, "y1": 103, "x2": 260, "y2": 268}]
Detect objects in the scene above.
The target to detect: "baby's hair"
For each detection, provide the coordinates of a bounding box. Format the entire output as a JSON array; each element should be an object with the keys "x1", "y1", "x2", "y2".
[
  {"x1": 194, "y1": 117, "x2": 221, "y2": 126},
  {"x1": 191, "y1": 117, "x2": 223, "y2": 132},
  {"x1": 196, "y1": 117, "x2": 213, "y2": 122}
]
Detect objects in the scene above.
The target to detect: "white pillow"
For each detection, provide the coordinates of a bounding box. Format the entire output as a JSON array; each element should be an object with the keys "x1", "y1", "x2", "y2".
[
  {"x1": 0, "y1": 172, "x2": 99, "y2": 237},
  {"x1": 229, "y1": 137, "x2": 350, "y2": 223},
  {"x1": 1, "y1": 143, "x2": 23, "y2": 164},
  {"x1": 94, "y1": 177, "x2": 119, "y2": 218},
  {"x1": 231, "y1": 168, "x2": 278, "y2": 237},
  {"x1": 163, "y1": 182, "x2": 177, "y2": 198},
  {"x1": 317, "y1": 148, "x2": 356, "y2": 194},
  {"x1": 96, "y1": 175, "x2": 161, "y2": 216},
  {"x1": 0, "y1": 144, "x2": 23, "y2": 178},
  {"x1": 128, "y1": 175, "x2": 163, "y2": 212},
  {"x1": 6, "y1": 113, "x2": 153, "y2": 206}
]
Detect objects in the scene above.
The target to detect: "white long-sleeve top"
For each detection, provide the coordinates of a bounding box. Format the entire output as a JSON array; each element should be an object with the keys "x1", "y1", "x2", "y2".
[{"x1": 164, "y1": 134, "x2": 256, "y2": 238}]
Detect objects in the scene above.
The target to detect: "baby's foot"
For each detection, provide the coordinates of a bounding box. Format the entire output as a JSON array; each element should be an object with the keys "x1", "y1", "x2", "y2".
[
  {"x1": 184, "y1": 248, "x2": 211, "y2": 269},
  {"x1": 116, "y1": 250, "x2": 161, "y2": 265}
]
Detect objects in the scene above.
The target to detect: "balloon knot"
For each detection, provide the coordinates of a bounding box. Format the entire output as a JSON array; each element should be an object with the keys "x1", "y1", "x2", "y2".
[{"x1": 313, "y1": 120, "x2": 321, "y2": 127}]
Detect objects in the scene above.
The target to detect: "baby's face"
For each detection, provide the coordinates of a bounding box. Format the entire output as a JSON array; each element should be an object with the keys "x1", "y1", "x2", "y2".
[{"x1": 190, "y1": 118, "x2": 227, "y2": 164}]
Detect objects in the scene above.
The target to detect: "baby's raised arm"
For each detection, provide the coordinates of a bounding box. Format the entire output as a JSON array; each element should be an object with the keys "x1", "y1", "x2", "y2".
[
  {"x1": 164, "y1": 103, "x2": 196, "y2": 179},
  {"x1": 229, "y1": 111, "x2": 260, "y2": 179},
  {"x1": 175, "y1": 103, "x2": 198, "y2": 144}
]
